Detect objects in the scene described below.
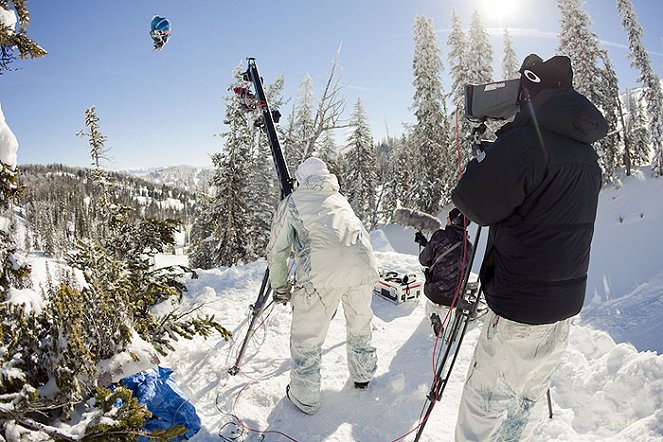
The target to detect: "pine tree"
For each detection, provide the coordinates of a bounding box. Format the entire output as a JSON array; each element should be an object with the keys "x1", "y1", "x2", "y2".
[
  {"x1": 466, "y1": 11, "x2": 493, "y2": 85},
  {"x1": 188, "y1": 196, "x2": 216, "y2": 270},
  {"x1": 284, "y1": 74, "x2": 315, "y2": 170},
  {"x1": 616, "y1": 0, "x2": 663, "y2": 176},
  {"x1": 190, "y1": 66, "x2": 287, "y2": 268},
  {"x1": 409, "y1": 15, "x2": 453, "y2": 215},
  {"x1": 342, "y1": 98, "x2": 378, "y2": 228},
  {"x1": 248, "y1": 76, "x2": 284, "y2": 257},
  {"x1": 284, "y1": 51, "x2": 348, "y2": 170},
  {"x1": 502, "y1": 28, "x2": 519, "y2": 79},
  {"x1": 314, "y1": 131, "x2": 342, "y2": 180},
  {"x1": 76, "y1": 105, "x2": 112, "y2": 230},
  {"x1": 447, "y1": 9, "x2": 469, "y2": 108},
  {"x1": 446, "y1": 10, "x2": 475, "y2": 164},
  {"x1": 190, "y1": 64, "x2": 255, "y2": 268},
  {"x1": 205, "y1": 148, "x2": 252, "y2": 266},
  {"x1": 381, "y1": 135, "x2": 413, "y2": 221},
  {"x1": 624, "y1": 88, "x2": 650, "y2": 166},
  {"x1": 597, "y1": 52, "x2": 624, "y2": 183},
  {"x1": 0, "y1": 1, "x2": 46, "y2": 73},
  {"x1": 557, "y1": 0, "x2": 621, "y2": 184},
  {"x1": 372, "y1": 137, "x2": 394, "y2": 222},
  {"x1": 0, "y1": 87, "x2": 34, "y2": 433}
]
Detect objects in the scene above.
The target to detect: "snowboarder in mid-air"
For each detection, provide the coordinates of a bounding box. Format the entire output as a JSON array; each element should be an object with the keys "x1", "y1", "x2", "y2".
[{"x1": 150, "y1": 15, "x2": 171, "y2": 51}]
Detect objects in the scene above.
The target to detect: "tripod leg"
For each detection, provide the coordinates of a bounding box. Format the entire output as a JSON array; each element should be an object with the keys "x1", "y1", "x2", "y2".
[
  {"x1": 228, "y1": 269, "x2": 273, "y2": 375},
  {"x1": 414, "y1": 311, "x2": 472, "y2": 442}
]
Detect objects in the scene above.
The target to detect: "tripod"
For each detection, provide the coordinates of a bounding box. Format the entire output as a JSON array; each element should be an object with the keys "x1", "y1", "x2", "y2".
[
  {"x1": 413, "y1": 225, "x2": 482, "y2": 441},
  {"x1": 228, "y1": 58, "x2": 293, "y2": 376}
]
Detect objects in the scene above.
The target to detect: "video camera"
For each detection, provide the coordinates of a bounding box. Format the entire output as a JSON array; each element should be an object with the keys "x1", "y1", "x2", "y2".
[{"x1": 464, "y1": 78, "x2": 521, "y2": 122}]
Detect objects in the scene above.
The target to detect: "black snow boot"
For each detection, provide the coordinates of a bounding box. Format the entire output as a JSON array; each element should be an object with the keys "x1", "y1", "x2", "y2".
[{"x1": 430, "y1": 313, "x2": 443, "y2": 337}]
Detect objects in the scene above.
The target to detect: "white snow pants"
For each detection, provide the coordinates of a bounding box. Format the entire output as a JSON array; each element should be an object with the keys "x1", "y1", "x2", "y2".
[
  {"x1": 455, "y1": 310, "x2": 570, "y2": 442},
  {"x1": 288, "y1": 284, "x2": 377, "y2": 414}
]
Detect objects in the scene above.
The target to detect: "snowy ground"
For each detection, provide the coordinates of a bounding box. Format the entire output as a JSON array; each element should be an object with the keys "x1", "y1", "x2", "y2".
[
  {"x1": 25, "y1": 168, "x2": 663, "y2": 441},
  {"x1": 150, "y1": 258, "x2": 662, "y2": 442}
]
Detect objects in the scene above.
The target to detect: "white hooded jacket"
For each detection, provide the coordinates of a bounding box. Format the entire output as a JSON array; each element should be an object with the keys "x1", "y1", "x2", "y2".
[{"x1": 266, "y1": 170, "x2": 379, "y2": 292}]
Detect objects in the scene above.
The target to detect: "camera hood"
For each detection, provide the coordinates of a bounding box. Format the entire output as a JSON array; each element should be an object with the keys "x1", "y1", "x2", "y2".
[{"x1": 464, "y1": 79, "x2": 521, "y2": 122}]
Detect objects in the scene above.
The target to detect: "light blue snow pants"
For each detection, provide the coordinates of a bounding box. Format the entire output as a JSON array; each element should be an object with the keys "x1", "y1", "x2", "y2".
[
  {"x1": 455, "y1": 310, "x2": 570, "y2": 441},
  {"x1": 288, "y1": 284, "x2": 377, "y2": 414}
]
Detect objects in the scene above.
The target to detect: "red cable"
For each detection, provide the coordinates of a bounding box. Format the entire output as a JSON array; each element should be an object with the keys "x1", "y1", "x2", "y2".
[
  {"x1": 431, "y1": 96, "x2": 470, "y2": 372},
  {"x1": 222, "y1": 303, "x2": 299, "y2": 442},
  {"x1": 229, "y1": 370, "x2": 299, "y2": 442},
  {"x1": 392, "y1": 98, "x2": 470, "y2": 442}
]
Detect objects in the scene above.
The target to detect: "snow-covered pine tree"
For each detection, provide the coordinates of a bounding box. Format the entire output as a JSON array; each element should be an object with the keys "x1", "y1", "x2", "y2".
[
  {"x1": 0, "y1": 14, "x2": 41, "y2": 430},
  {"x1": 502, "y1": 28, "x2": 519, "y2": 79},
  {"x1": 408, "y1": 15, "x2": 453, "y2": 215},
  {"x1": 448, "y1": 10, "x2": 496, "y2": 159},
  {"x1": 597, "y1": 51, "x2": 624, "y2": 183},
  {"x1": 248, "y1": 75, "x2": 285, "y2": 257},
  {"x1": 616, "y1": 0, "x2": 663, "y2": 176},
  {"x1": 72, "y1": 109, "x2": 230, "y2": 346},
  {"x1": 372, "y1": 137, "x2": 393, "y2": 222},
  {"x1": 0, "y1": 1, "x2": 46, "y2": 72},
  {"x1": 0, "y1": 116, "x2": 35, "y2": 420},
  {"x1": 466, "y1": 11, "x2": 494, "y2": 85},
  {"x1": 0, "y1": 9, "x2": 45, "y2": 430},
  {"x1": 284, "y1": 51, "x2": 348, "y2": 171},
  {"x1": 445, "y1": 10, "x2": 476, "y2": 165},
  {"x1": 76, "y1": 105, "x2": 112, "y2": 238},
  {"x1": 314, "y1": 131, "x2": 343, "y2": 181},
  {"x1": 77, "y1": 106, "x2": 109, "y2": 171},
  {"x1": 190, "y1": 64, "x2": 256, "y2": 267},
  {"x1": 284, "y1": 74, "x2": 315, "y2": 171},
  {"x1": 187, "y1": 194, "x2": 216, "y2": 269},
  {"x1": 342, "y1": 98, "x2": 378, "y2": 228},
  {"x1": 380, "y1": 135, "x2": 412, "y2": 221},
  {"x1": 624, "y1": 88, "x2": 650, "y2": 167},
  {"x1": 557, "y1": 0, "x2": 621, "y2": 184},
  {"x1": 447, "y1": 9, "x2": 469, "y2": 109},
  {"x1": 467, "y1": 11, "x2": 505, "y2": 142},
  {"x1": 205, "y1": 145, "x2": 252, "y2": 267}
]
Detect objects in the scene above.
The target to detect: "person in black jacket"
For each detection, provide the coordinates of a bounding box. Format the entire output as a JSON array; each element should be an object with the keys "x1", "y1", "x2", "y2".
[
  {"x1": 415, "y1": 208, "x2": 473, "y2": 336},
  {"x1": 452, "y1": 54, "x2": 608, "y2": 441}
]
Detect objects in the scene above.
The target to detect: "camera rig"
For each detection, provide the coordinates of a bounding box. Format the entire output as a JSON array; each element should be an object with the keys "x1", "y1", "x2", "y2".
[
  {"x1": 464, "y1": 78, "x2": 521, "y2": 122},
  {"x1": 228, "y1": 58, "x2": 293, "y2": 376},
  {"x1": 414, "y1": 77, "x2": 524, "y2": 440}
]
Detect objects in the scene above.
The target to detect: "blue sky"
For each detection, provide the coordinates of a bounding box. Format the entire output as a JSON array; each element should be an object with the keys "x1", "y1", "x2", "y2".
[{"x1": 2, "y1": 0, "x2": 662, "y2": 170}]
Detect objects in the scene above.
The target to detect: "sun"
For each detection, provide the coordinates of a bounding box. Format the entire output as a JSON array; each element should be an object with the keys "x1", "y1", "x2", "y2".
[{"x1": 480, "y1": 0, "x2": 519, "y2": 22}]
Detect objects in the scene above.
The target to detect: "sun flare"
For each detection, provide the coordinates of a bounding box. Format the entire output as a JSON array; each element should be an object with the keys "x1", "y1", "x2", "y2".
[{"x1": 480, "y1": 0, "x2": 519, "y2": 22}]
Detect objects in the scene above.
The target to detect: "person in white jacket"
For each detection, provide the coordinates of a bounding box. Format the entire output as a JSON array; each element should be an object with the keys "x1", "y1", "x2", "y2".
[{"x1": 266, "y1": 157, "x2": 379, "y2": 415}]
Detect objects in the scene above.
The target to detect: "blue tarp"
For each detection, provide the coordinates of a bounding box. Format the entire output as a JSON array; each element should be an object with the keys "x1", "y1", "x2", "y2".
[{"x1": 121, "y1": 366, "x2": 201, "y2": 441}]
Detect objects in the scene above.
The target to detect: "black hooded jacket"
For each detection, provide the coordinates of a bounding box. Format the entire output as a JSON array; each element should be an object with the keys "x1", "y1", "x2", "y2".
[{"x1": 452, "y1": 87, "x2": 608, "y2": 325}]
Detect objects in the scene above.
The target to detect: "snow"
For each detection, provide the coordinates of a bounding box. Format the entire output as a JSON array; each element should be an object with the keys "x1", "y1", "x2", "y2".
[
  {"x1": 96, "y1": 331, "x2": 161, "y2": 386},
  {"x1": 0, "y1": 216, "x2": 11, "y2": 234},
  {"x1": 581, "y1": 170, "x2": 663, "y2": 353},
  {"x1": 5, "y1": 287, "x2": 44, "y2": 315},
  {"x1": 0, "y1": 102, "x2": 19, "y2": 167},
  {"x1": 0, "y1": 7, "x2": 16, "y2": 31},
  {"x1": 20, "y1": 167, "x2": 663, "y2": 441},
  {"x1": 97, "y1": 167, "x2": 658, "y2": 442}
]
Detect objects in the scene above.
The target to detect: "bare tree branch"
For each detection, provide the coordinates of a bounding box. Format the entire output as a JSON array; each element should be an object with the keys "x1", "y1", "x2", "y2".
[{"x1": 303, "y1": 46, "x2": 350, "y2": 157}]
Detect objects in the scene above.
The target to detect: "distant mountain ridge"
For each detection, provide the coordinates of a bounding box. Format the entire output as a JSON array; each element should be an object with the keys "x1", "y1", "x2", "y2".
[
  {"x1": 17, "y1": 163, "x2": 200, "y2": 256},
  {"x1": 122, "y1": 164, "x2": 214, "y2": 194}
]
